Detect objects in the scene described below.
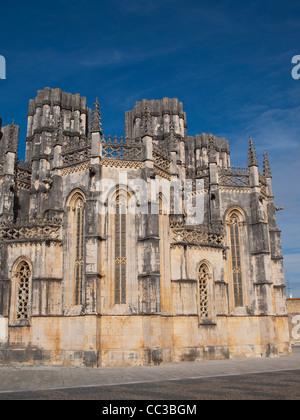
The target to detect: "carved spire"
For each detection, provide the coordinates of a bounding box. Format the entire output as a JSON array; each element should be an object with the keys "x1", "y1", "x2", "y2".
[
  {"x1": 263, "y1": 150, "x2": 272, "y2": 178},
  {"x1": 168, "y1": 116, "x2": 177, "y2": 151},
  {"x1": 208, "y1": 134, "x2": 217, "y2": 163},
  {"x1": 248, "y1": 136, "x2": 258, "y2": 167},
  {"x1": 91, "y1": 97, "x2": 102, "y2": 134},
  {"x1": 140, "y1": 102, "x2": 152, "y2": 137},
  {"x1": 170, "y1": 116, "x2": 175, "y2": 138},
  {"x1": 7, "y1": 120, "x2": 17, "y2": 152},
  {"x1": 54, "y1": 113, "x2": 64, "y2": 145}
]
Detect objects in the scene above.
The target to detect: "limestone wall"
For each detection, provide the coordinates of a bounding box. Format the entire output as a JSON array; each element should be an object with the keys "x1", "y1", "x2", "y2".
[
  {"x1": 286, "y1": 298, "x2": 300, "y2": 344},
  {"x1": 0, "y1": 313, "x2": 291, "y2": 367}
]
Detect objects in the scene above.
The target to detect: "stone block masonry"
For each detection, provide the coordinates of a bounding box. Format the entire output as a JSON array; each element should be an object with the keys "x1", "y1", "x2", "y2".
[{"x1": 0, "y1": 89, "x2": 291, "y2": 367}]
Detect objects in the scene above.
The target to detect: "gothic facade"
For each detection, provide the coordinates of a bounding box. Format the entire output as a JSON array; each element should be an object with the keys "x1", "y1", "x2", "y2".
[{"x1": 0, "y1": 88, "x2": 291, "y2": 367}]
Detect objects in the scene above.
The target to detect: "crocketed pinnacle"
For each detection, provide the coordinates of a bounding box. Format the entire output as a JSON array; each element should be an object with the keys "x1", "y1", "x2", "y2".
[
  {"x1": 168, "y1": 117, "x2": 177, "y2": 151},
  {"x1": 54, "y1": 113, "x2": 63, "y2": 145},
  {"x1": 248, "y1": 136, "x2": 258, "y2": 167},
  {"x1": 208, "y1": 134, "x2": 217, "y2": 163},
  {"x1": 140, "y1": 102, "x2": 152, "y2": 137},
  {"x1": 91, "y1": 98, "x2": 102, "y2": 134},
  {"x1": 263, "y1": 150, "x2": 272, "y2": 178}
]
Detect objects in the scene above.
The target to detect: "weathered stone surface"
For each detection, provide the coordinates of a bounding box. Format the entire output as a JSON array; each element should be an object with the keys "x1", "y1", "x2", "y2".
[{"x1": 0, "y1": 89, "x2": 291, "y2": 367}]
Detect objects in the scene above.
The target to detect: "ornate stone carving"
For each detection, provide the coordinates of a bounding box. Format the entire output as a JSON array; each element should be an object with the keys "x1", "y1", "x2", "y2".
[
  {"x1": 101, "y1": 135, "x2": 142, "y2": 161},
  {"x1": 60, "y1": 160, "x2": 90, "y2": 175},
  {"x1": 171, "y1": 225, "x2": 225, "y2": 248},
  {"x1": 0, "y1": 218, "x2": 62, "y2": 242},
  {"x1": 198, "y1": 263, "x2": 210, "y2": 319},
  {"x1": 153, "y1": 144, "x2": 171, "y2": 171},
  {"x1": 218, "y1": 166, "x2": 249, "y2": 187},
  {"x1": 62, "y1": 147, "x2": 90, "y2": 166},
  {"x1": 16, "y1": 261, "x2": 31, "y2": 320}
]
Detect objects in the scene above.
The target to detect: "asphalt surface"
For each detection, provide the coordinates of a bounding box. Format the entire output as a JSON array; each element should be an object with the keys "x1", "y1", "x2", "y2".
[
  {"x1": 0, "y1": 370, "x2": 299, "y2": 400},
  {"x1": 0, "y1": 346, "x2": 299, "y2": 400}
]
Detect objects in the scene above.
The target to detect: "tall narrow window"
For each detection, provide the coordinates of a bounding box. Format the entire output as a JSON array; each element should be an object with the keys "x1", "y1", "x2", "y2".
[
  {"x1": 74, "y1": 198, "x2": 84, "y2": 305},
  {"x1": 66, "y1": 189, "x2": 86, "y2": 310},
  {"x1": 229, "y1": 213, "x2": 243, "y2": 307},
  {"x1": 16, "y1": 261, "x2": 31, "y2": 321},
  {"x1": 158, "y1": 193, "x2": 169, "y2": 313},
  {"x1": 115, "y1": 198, "x2": 127, "y2": 304},
  {"x1": 198, "y1": 263, "x2": 209, "y2": 319}
]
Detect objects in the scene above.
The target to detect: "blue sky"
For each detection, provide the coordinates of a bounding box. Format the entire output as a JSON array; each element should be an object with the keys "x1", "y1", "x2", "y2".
[{"x1": 0, "y1": 0, "x2": 300, "y2": 296}]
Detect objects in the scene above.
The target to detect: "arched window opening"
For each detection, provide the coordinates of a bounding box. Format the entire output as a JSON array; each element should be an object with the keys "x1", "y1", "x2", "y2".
[
  {"x1": 229, "y1": 212, "x2": 244, "y2": 307},
  {"x1": 198, "y1": 263, "x2": 210, "y2": 320},
  {"x1": 74, "y1": 198, "x2": 84, "y2": 305},
  {"x1": 15, "y1": 260, "x2": 31, "y2": 321},
  {"x1": 114, "y1": 192, "x2": 127, "y2": 304},
  {"x1": 66, "y1": 189, "x2": 86, "y2": 308}
]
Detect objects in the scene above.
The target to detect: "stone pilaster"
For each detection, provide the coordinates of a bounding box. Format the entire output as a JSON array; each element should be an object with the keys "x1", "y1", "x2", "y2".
[
  {"x1": 138, "y1": 108, "x2": 161, "y2": 314},
  {"x1": 208, "y1": 135, "x2": 221, "y2": 225},
  {"x1": 248, "y1": 138, "x2": 273, "y2": 315},
  {"x1": 0, "y1": 123, "x2": 19, "y2": 222}
]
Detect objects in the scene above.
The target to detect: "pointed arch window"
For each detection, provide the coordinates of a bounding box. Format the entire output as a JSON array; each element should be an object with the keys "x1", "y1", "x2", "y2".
[
  {"x1": 74, "y1": 198, "x2": 84, "y2": 305},
  {"x1": 229, "y1": 212, "x2": 244, "y2": 307},
  {"x1": 197, "y1": 263, "x2": 210, "y2": 320},
  {"x1": 16, "y1": 261, "x2": 31, "y2": 320},
  {"x1": 10, "y1": 258, "x2": 32, "y2": 325},
  {"x1": 114, "y1": 192, "x2": 127, "y2": 304},
  {"x1": 67, "y1": 190, "x2": 86, "y2": 308}
]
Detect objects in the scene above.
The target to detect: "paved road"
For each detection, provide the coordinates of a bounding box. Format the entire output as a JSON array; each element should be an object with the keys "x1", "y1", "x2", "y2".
[
  {"x1": 0, "y1": 347, "x2": 299, "y2": 400},
  {"x1": 0, "y1": 370, "x2": 299, "y2": 400}
]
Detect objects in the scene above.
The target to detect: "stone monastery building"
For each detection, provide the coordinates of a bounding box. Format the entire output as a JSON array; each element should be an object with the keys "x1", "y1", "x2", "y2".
[{"x1": 0, "y1": 87, "x2": 291, "y2": 366}]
